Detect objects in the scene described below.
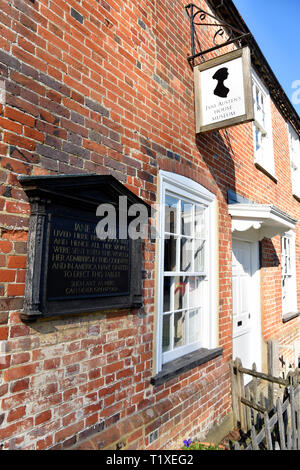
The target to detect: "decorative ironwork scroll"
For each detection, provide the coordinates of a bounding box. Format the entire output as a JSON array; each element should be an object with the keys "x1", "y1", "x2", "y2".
[{"x1": 185, "y1": 3, "x2": 251, "y2": 67}]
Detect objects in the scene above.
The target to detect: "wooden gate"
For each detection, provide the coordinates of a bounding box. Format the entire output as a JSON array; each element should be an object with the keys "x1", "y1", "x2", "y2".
[{"x1": 230, "y1": 357, "x2": 300, "y2": 450}]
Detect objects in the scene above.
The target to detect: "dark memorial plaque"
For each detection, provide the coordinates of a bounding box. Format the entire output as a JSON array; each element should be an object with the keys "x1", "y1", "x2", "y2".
[{"x1": 19, "y1": 174, "x2": 150, "y2": 322}]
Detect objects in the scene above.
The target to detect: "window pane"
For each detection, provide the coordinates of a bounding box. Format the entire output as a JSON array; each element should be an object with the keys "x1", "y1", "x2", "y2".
[
  {"x1": 164, "y1": 236, "x2": 176, "y2": 272},
  {"x1": 181, "y1": 201, "x2": 193, "y2": 236},
  {"x1": 287, "y1": 240, "x2": 291, "y2": 272},
  {"x1": 162, "y1": 314, "x2": 171, "y2": 353},
  {"x1": 195, "y1": 205, "x2": 205, "y2": 238},
  {"x1": 194, "y1": 239, "x2": 205, "y2": 272},
  {"x1": 165, "y1": 196, "x2": 178, "y2": 234},
  {"x1": 255, "y1": 127, "x2": 261, "y2": 151},
  {"x1": 261, "y1": 95, "x2": 265, "y2": 127},
  {"x1": 174, "y1": 311, "x2": 185, "y2": 349},
  {"x1": 256, "y1": 86, "x2": 260, "y2": 109},
  {"x1": 180, "y1": 237, "x2": 192, "y2": 272},
  {"x1": 163, "y1": 276, "x2": 171, "y2": 312},
  {"x1": 174, "y1": 277, "x2": 188, "y2": 311},
  {"x1": 189, "y1": 277, "x2": 202, "y2": 308},
  {"x1": 188, "y1": 309, "x2": 200, "y2": 344}
]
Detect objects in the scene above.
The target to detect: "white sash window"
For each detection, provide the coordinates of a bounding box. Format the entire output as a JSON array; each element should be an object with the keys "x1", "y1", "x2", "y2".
[
  {"x1": 281, "y1": 231, "x2": 297, "y2": 315},
  {"x1": 156, "y1": 172, "x2": 217, "y2": 372},
  {"x1": 288, "y1": 124, "x2": 300, "y2": 198},
  {"x1": 252, "y1": 71, "x2": 275, "y2": 178}
]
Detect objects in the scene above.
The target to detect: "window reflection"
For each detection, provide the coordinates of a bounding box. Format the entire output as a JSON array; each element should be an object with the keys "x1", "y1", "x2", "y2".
[
  {"x1": 164, "y1": 236, "x2": 176, "y2": 272},
  {"x1": 174, "y1": 311, "x2": 185, "y2": 349},
  {"x1": 194, "y1": 239, "x2": 205, "y2": 272},
  {"x1": 163, "y1": 276, "x2": 171, "y2": 312},
  {"x1": 180, "y1": 238, "x2": 192, "y2": 272},
  {"x1": 181, "y1": 201, "x2": 193, "y2": 236},
  {"x1": 188, "y1": 309, "x2": 200, "y2": 344},
  {"x1": 162, "y1": 314, "x2": 171, "y2": 353},
  {"x1": 165, "y1": 196, "x2": 178, "y2": 234},
  {"x1": 174, "y1": 277, "x2": 188, "y2": 311}
]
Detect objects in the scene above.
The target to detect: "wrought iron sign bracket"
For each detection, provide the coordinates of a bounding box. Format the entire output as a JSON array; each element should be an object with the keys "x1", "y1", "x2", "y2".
[{"x1": 185, "y1": 3, "x2": 252, "y2": 68}]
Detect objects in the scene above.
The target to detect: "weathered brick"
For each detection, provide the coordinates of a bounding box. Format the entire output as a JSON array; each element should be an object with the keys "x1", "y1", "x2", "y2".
[
  {"x1": 36, "y1": 143, "x2": 69, "y2": 163},
  {"x1": 44, "y1": 357, "x2": 61, "y2": 370},
  {"x1": 0, "y1": 354, "x2": 11, "y2": 370},
  {"x1": 4, "y1": 107, "x2": 36, "y2": 127},
  {"x1": 39, "y1": 72, "x2": 71, "y2": 97},
  {"x1": 0, "y1": 418, "x2": 34, "y2": 441},
  {"x1": 0, "y1": 49, "x2": 21, "y2": 71},
  {"x1": 62, "y1": 141, "x2": 90, "y2": 159},
  {"x1": 0, "y1": 312, "x2": 9, "y2": 325},
  {"x1": 0, "y1": 270, "x2": 15, "y2": 282},
  {"x1": 5, "y1": 94, "x2": 39, "y2": 117},
  {"x1": 35, "y1": 410, "x2": 52, "y2": 426},
  {"x1": 10, "y1": 325, "x2": 30, "y2": 338},
  {"x1": 3, "y1": 132, "x2": 36, "y2": 151},
  {"x1": 0, "y1": 241, "x2": 13, "y2": 253},
  {"x1": 11, "y1": 352, "x2": 30, "y2": 366},
  {"x1": 7, "y1": 405, "x2": 26, "y2": 423},
  {"x1": 0, "y1": 117, "x2": 22, "y2": 134},
  {"x1": 7, "y1": 284, "x2": 25, "y2": 297},
  {"x1": 3, "y1": 363, "x2": 39, "y2": 382},
  {"x1": 54, "y1": 421, "x2": 84, "y2": 444},
  {"x1": 7, "y1": 256, "x2": 27, "y2": 269},
  {"x1": 85, "y1": 98, "x2": 109, "y2": 117}
]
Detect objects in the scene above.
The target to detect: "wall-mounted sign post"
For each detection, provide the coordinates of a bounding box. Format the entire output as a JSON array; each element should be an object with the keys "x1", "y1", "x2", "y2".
[{"x1": 194, "y1": 47, "x2": 254, "y2": 133}]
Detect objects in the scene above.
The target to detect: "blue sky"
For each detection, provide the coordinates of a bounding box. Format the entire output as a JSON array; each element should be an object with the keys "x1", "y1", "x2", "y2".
[{"x1": 233, "y1": 0, "x2": 300, "y2": 117}]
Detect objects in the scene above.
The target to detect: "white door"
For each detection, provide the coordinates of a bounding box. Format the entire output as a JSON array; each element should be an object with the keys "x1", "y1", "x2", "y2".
[{"x1": 232, "y1": 239, "x2": 261, "y2": 379}]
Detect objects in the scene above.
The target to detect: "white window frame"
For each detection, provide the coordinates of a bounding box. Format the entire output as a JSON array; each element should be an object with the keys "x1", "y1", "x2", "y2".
[
  {"x1": 281, "y1": 231, "x2": 297, "y2": 315},
  {"x1": 288, "y1": 123, "x2": 300, "y2": 199},
  {"x1": 155, "y1": 171, "x2": 218, "y2": 373},
  {"x1": 252, "y1": 70, "x2": 275, "y2": 178}
]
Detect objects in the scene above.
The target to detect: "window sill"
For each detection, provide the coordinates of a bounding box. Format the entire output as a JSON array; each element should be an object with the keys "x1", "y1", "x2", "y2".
[
  {"x1": 254, "y1": 162, "x2": 277, "y2": 183},
  {"x1": 282, "y1": 312, "x2": 300, "y2": 323},
  {"x1": 150, "y1": 347, "x2": 223, "y2": 387}
]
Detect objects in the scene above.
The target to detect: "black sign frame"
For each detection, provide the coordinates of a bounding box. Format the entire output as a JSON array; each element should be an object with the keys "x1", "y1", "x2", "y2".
[
  {"x1": 194, "y1": 47, "x2": 254, "y2": 133},
  {"x1": 19, "y1": 174, "x2": 149, "y2": 322}
]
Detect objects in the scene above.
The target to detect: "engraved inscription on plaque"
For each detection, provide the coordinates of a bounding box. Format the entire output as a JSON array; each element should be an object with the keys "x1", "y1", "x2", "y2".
[{"x1": 47, "y1": 216, "x2": 130, "y2": 300}]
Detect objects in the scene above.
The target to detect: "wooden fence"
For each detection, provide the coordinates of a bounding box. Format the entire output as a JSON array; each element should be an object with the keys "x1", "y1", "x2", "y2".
[{"x1": 230, "y1": 357, "x2": 300, "y2": 450}]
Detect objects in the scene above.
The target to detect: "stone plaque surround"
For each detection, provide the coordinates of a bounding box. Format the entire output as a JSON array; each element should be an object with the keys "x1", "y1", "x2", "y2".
[{"x1": 19, "y1": 174, "x2": 149, "y2": 322}]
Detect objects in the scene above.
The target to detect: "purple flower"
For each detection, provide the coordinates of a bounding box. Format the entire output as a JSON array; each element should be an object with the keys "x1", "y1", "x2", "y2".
[{"x1": 184, "y1": 438, "x2": 192, "y2": 448}]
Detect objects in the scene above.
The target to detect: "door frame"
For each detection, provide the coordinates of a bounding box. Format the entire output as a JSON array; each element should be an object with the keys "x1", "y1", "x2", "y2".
[{"x1": 232, "y1": 236, "x2": 262, "y2": 373}]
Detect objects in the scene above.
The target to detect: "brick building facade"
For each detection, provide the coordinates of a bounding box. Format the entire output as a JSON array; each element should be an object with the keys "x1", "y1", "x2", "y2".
[{"x1": 0, "y1": 0, "x2": 299, "y2": 450}]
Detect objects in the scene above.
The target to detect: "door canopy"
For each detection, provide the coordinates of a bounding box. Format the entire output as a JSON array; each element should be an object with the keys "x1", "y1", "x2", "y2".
[{"x1": 228, "y1": 203, "x2": 297, "y2": 241}]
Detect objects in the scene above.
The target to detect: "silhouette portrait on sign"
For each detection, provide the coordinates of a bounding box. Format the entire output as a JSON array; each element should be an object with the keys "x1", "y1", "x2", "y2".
[{"x1": 213, "y1": 67, "x2": 230, "y2": 98}]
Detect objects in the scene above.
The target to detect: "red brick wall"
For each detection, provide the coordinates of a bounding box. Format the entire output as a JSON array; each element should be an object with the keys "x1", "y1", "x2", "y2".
[{"x1": 0, "y1": 0, "x2": 299, "y2": 450}]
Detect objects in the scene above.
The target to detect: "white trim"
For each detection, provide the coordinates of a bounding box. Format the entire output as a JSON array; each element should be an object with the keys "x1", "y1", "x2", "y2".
[
  {"x1": 229, "y1": 203, "x2": 297, "y2": 242},
  {"x1": 155, "y1": 171, "x2": 217, "y2": 373},
  {"x1": 159, "y1": 170, "x2": 216, "y2": 203}
]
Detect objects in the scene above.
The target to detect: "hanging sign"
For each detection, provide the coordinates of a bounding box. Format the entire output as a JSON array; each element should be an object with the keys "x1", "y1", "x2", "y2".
[{"x1": 194, "y1": 47, "x2": 254, "y2": 133}]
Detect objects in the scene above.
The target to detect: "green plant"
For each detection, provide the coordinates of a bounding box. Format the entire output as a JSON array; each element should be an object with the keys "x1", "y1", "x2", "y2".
[{"x1": 182, "y1": 440, "x2": 225, "y2": 450}]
